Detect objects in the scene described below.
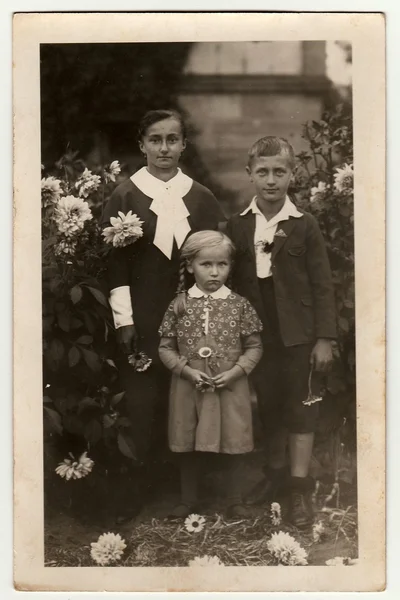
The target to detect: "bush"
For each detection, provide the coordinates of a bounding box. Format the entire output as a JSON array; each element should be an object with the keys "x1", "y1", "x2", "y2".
[
  {"x1": 293, "y1": 104, "x2": 356, "y2": 483},
  {"x1": 42, "y1": 153, "x2": 139, "y2": 468}
]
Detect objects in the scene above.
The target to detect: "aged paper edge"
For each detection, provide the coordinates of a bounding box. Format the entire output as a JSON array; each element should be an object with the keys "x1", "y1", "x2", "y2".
[{"x1": 13, "y1": 11, "x2": 386, "y2": 593}]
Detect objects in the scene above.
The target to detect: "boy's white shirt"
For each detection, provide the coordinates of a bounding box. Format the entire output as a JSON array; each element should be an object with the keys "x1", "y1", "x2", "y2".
[
  {"x1": 240, "y1": 195, "x2": 303, "y2": 278},
  {"x1": 109, "y1": 167, "x2": 194, "y2": 329},
  {"x1": 187, "y1": 283, "x2": 231, "y2": 299}
]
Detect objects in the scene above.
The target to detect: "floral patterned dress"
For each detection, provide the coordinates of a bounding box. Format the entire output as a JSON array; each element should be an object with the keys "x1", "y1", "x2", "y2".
[{"x1": 158, "y1": 286, "x2": 263, "y2": 454}]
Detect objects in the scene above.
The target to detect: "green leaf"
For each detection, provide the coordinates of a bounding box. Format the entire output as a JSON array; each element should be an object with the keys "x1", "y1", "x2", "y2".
[
  {"x1": 103, "y1": 414, "x2": 116, "y2": 429},
  {"x1": 86, "y1": 286, "x2": 108, "y2": 308},
  {"x1": 57, "y1": 312, "x2": 71, "y2": 332},
  {"x1": 76, "y1": 335, "x2": 93, "y2": 345},
  {"x1": 116, "y1": 416, "x2": 131, "y2": 428},
  {"x1": 43, "y1": 406, "x2": 63, "y2": 435},
  {"x1": 111, "y1": 391, "x2": 125, "y2": 406},
  {"x1": 106, "y1": 359, "x2": 117, "y2": 369},
  {"x1": 84, "y1": 419, "x2": 102, "y2": 445},
  {"x1": 117, "y1": 431, "x2": 137, "y2": 460},
  {"x1": 338, "y1": 317, "x2": 349, "y2": 333},
  {"x1": 82, "y1": 312, "x2": 96, "y2": 334},
  {"x1": 50, "y1": 338, "x2": 64, "y2": 361},
  {"x1": 81, "y1": 348, "x2": 101, "y2": 372},
  {"x1": 78, "y1": 397, "x2": 100, "y2": 414},
  {"x1": 63, "y1": 414, "x2": 84, "y2": 435},
  {"x1": 344, "y1": 299, "x2": 354, "y2": 309},
  {"x1": 70, "y1": 318, "x2": 84, "y2": 329},
  {"x1": 43, "y1": 396, "x2": 52, "y2": 403},
  {"x1": 70, "y1": 285, "x2": 83, "y2": 304},
  {"x1": 68, "y1": 346, "x2": 81, "y2": 368}
]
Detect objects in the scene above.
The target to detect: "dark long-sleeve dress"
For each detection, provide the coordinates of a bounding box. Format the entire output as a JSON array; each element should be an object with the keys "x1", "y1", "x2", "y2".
[{"x1": 101, "y1": 176, "x2": 224, "y2": 461}]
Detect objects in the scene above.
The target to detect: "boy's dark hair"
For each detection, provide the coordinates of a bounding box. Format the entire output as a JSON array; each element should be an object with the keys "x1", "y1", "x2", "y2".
[
  {"x1": 138, "y1": 109, "x2": 187, "y2": 141},
  {"x1": 248, "y1": 136, "x2": 296, "y2": 169}
]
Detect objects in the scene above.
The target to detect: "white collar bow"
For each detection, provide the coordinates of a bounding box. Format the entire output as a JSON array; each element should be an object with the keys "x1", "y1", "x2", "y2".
[{"x1": 130, "y1": 167, "x2": 193, "y2": 259}]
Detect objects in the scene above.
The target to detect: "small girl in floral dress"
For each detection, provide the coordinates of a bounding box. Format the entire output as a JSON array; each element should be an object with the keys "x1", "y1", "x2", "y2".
[{"x1": 158, "y1": 231, "x2": 263, "y2": 518}]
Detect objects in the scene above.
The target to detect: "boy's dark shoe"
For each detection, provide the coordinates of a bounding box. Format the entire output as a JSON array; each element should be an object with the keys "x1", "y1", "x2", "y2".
[
  {"x1": 287, "y1": 476, "x2": 314, "y2": 530},
  {"x1": 244, "y1": 466, "x2": 288, "y2": 506}
]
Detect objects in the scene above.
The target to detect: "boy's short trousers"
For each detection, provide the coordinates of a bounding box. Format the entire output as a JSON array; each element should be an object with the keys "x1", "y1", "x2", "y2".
[{"x1": 252, "y1": 277, "x2": 320, "y2": 434}]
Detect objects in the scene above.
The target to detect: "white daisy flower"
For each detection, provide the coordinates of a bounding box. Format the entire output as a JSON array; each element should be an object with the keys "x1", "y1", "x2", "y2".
[
  {"x1": 53, "y1": 195, "x2": 93, "y2": 238},
  {"x1": 90, "y1": 532, "x2": 127, "y2": 566},
  {"x1": 184, "y1": 514, "x2": 206, "y2": 533},
  {"x1": 102, "y1": 210, "x2": 144, "y2": 248},
  {"x1": 312, "y1": 520, "x2": 325, "y2": 543},
  {"x1": 333, "y1": 163, "x2": 354, "y2": 193},
  {"x1": 55, "y1": 451, "x2": 94, "y2": 480},
  {"x1": 270, "y1": 502, "x2": 282, "y2": 526},
  {"x1": 267, "y1": 531, "x2": 308, "y2": 566},
  {"x1": 41, "y1": 176, "x2": 63, "y2": 208},
  {"x1": 104, "y1": 160, "x2": 121, "y2": 183},
  {"x1": 189, "y1": 555, "x2": 224, "y2": 567},
  {"x1": 310, "y1": 181, "x2": 329, "y2": 203},
  {"x1": 75, "y1": 168, "x2": 101, "y2": 198}
]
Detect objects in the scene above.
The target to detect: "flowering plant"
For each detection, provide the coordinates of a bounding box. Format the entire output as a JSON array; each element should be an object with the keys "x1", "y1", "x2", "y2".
[
  {"x1": 55, "y1": 451, "x2": 94, "y2": 480},
  {"x1": 42, "y1": 151, "x2": 139, "y2": 469},
  {"x1": 102, "y1": 210, "x2": 144, "y2": 248},
  {"x1": 293, "y1": 104, "x2": 356, "y2": 484},
  {"x1": 90, "y1": 532, "x2": 127, "y2": 565},
  {"x1": 267, "y1": 531, "x2": 308, "y2": 566}
]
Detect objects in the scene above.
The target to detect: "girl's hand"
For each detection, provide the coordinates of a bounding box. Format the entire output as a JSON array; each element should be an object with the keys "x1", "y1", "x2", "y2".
[
  {"x1": 310, "y1": 339, "x2": 333, "y2": 372},
  {"x1": 212, "y1": 366, "x2": 243, "y2": 389},
  {"x1": 117, "y1": 324, "x2": 139, "y2": 355},
  {"x1": 182, "y1": 366, "x2": 212, "y2": 387}
]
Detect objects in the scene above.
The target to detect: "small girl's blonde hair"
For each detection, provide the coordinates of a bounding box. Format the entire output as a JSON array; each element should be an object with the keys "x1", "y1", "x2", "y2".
[{"x1": 173, "y1": 230, "x2": 235, "y2": 317}]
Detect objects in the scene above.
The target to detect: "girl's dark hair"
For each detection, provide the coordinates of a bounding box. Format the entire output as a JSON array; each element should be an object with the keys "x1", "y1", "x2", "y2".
[{"x1": 138, "y1": 109, "x2": 187, "y2": 141}]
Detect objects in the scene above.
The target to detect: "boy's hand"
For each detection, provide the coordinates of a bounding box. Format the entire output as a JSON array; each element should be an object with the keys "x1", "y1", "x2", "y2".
[
  {"x1": 182, "y1": 367, "x2": 212, "y2": 387},
  {"x1": 310, "y1": 339, "x2": 333, "y2": 372},
  {"x1": 212, "y1": 366, "x2": 243, "y2": 389}
]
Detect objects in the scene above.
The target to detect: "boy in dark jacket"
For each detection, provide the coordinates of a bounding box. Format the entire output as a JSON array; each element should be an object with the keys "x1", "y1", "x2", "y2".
[{"x1": 226, "y1": 136, "x2": 336, "y2": 529}]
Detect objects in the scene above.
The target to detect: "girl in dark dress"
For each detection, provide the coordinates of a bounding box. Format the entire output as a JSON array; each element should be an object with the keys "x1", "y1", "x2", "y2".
[{"x1": 101, "y1": 110, "x2": 224, "y2": 518}]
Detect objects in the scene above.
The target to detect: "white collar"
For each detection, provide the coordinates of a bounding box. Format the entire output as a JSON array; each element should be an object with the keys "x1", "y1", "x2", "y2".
[
  {"x1": 240, "y1": 196, "x2": 303, "y2": 223},
  {"x1": 130, "y1": 166, "x2": 193, "y2": 200},
  {"x1": 188, "y1": 284, "x2": 231, "y2": 299},
  {"x1": 130, "y1": 167, "x2": 193, "y2": 259}
]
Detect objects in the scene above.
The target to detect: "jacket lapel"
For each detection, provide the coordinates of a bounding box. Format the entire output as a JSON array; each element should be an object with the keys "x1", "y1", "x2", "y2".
[
  {"x1": 241, "y1": 212, "x2": 256, "y2": 259},
  {"x1": 271, "y1": 217, "x2": 297, "y2": 261}
]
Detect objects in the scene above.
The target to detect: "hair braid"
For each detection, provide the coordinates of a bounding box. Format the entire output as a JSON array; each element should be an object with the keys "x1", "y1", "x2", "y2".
[{"x1": 173, "y1": 257, "x2": 188, "y2": 317}]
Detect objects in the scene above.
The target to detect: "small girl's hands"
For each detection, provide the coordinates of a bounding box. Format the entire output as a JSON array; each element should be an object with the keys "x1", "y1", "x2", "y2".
[
  {"x1": 182, "y1": 366, "x2": 213, "y2": 387},
  {"x1": 212, "y1": 366, "x2": 243, "y2": 389}
]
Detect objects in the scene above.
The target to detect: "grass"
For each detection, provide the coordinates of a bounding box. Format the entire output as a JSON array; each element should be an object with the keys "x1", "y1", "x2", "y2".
[{"x1": 45, "y1": 489, "x2": 358, "y2": 568}]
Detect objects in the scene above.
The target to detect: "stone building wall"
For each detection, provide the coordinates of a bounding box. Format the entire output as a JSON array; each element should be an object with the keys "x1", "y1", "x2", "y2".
[{"x1": 178, "y1": 41, "x2": 331, "y2": 208}]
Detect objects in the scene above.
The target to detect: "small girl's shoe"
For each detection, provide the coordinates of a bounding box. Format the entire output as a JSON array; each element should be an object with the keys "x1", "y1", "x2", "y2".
[{"x1": 168, "y1": 503, "x2": 197, "y2": 519}]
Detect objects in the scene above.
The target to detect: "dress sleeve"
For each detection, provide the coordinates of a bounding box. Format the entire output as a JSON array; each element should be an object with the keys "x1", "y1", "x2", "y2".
[
  {"x1": 158, "y1": 336, "x2": 188, "y2": 376},
  {"x1": 101, "y1": 185, "x2": 135, "y2": 328},
  {"x1": 235, "y1": 332, "x2": 263, "y2": 375},
  {"x1": 158, "y1": 301, "x2": 178, "y2": 337},
  {"x1": 240, "y1": 299, "x2": 263, "y2": 337}
]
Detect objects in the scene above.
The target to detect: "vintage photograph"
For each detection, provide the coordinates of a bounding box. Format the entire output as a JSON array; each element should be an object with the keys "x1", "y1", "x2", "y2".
[
  {"x1": 41, "y1": 39, "x2": 356, "y2": 568},
  {"x1": 13, "y1": 12, "x2": 385, "y2": 593}
]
